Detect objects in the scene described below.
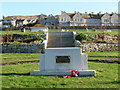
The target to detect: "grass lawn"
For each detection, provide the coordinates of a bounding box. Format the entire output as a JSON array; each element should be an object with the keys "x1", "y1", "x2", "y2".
[
  {"x1": 88, "y1": 58, "x2": 119, "y2": 62},
  {"x1": 87, "y1": 51, "x2": 119, "y2": 57},
  {"x1": 0, "y1": 30, "x2": 44, "y2": 35},
  {"x1": 1, "y1": 51, "x2": 118, "y2": 64},
  {"x1": 1, "y1": 51, "x2": 118, "y2": 60},
  {"x1": 49, "y1": 29, "x2": 119, "y2": 35},
  {"x1": 2, "y1": 62, "x2": 119, "y2": 88},
  {"x1": 1, "y1": 53, "x2": 40, "y2": 60},
  {"x1": 1, "y1": 60, "x2": 39, "y2": 65},
  {"x1": 0, "y1": 29, "x2": 119, "y2": 35}
]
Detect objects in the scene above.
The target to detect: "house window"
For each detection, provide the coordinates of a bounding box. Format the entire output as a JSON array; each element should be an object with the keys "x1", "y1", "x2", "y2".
[
  {"x1": 56, "y1": 56, "x2": 70, "y2": 63},
  {"x1": 74, "y1": 19, "x2": 76, "y2": 21},
  {"x1": 94, "y1": 20, "x2": 97, "y2": 22},
  {"x1": 104, "y1": 19, "x2": 109, "y2": 22},
  {"x1": 115, "y1": 20, "x2": 119, "y2": 22},
  {"x1": 64, "y1": 18, "x2": 66, "y2": 21},
  {"x1": 80, "y1": 19, "x2": 82, "y2": 22},
  {"x1": 61, "y1": 19, "x2": 63, "y2": 21}
]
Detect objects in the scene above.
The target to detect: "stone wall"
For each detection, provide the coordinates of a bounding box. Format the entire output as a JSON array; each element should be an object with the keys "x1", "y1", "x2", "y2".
[
  {"x1": 85, "y1": 34, "x2": 119, "y2": 44},
  {"x1": 1, "y1": 44, "x2": 43, "y2": 53},
  {"x1": 47, "y1": 26, "x2": 120, "y2": 29},
  {"x1": 1, "y1": 43, "x2": 118, "y2": 53},
  {"x1": 82, "y1": 43, "x2": 118, "y2": 52},
  {"x1": 86, "y1": 34, "x2": 119, "y2": 41}
]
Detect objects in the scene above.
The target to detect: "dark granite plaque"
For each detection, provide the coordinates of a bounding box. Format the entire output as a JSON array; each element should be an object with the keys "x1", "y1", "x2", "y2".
[
  {"x1": 47, "y1": 32, "x2": 75, "y2": 48},
  {"x1": 56, "y1": 56, "x2": 70, "y2": 63}
]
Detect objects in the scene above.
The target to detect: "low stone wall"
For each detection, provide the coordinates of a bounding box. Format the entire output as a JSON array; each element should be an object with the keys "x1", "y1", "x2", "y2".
[
  {"x1": 86, "y1": 34, "x2": 120, "y2": 41},
  {"x1": 47, "y1": 26, "x2": 120, "y2": 29},
  {"x1": 1, "y1": 43, "x2": 119, "y2": 53},
  {"x1": 82, "y1": 43, "x2": 118, "y2": 52},
  {"x1": 1, "y1": 44, "x2": 43, "y2": 53}
]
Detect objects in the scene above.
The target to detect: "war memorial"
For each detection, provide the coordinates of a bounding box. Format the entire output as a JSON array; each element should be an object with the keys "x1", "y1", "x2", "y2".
[{"x1": 30, "y1": 32, "x2": 96, "y2": 76}]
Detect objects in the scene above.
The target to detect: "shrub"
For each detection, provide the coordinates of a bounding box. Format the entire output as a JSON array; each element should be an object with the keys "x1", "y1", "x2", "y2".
[
  {"x1": 33, "y1": 36, "x2": 44, "y2": 41},
  {"x1": 2, "y1": 42, "x2": 22, "y2": 45},
  {"x1": 86, "y1": 36, "x2": 95, "y2": 41},
  {"x1": 19, "y1": 36, "x2": 44, "y2": 43},
  {"x1": 10, "y1": 42, "x2": 22, "y2": 44},
  {"x1": 75, "y1": 33, "x2": 87, "y2": 42},
  {"x1": 75, "y1": 33, "x2": 96, "y2": 42},
  {"x1": 97, "y1": 40, "x2": 107, "y2": 43}
]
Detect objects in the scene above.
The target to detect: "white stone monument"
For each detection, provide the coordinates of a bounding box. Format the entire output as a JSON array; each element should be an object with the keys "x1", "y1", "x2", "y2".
[{"x1": 30, "y1": 32, "x2": 96, "y2": 76}]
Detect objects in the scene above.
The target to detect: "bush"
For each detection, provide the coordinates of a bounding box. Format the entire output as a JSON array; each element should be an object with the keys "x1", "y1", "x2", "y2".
[
  {"x1": 75, "y1": 33, "x2": 87, "y2": 42},
  {"x1": 33, "y1": 36, "x2": 44, "y2": 41},
  {"x1": 2, "y1": 42, "x2": 22, "y2": 45},
  {"x1": 10, "y1": 42, "x2": 22, "y2": 44},
  {"x1": 86, "y1": 36, "x2": 95, "y2": 41},
  {"x1": 75, "y1": 33, "x2": 95, "y2": 42},
  {"x1": 37, "y1": 31, "x2": 45, "y2": 34},
  {"x1": 19, "y1": 36, "x2": 44, "y2": 43},
  {"x1": 97, "y1": 40, "x2": 107, "y2": 43}
]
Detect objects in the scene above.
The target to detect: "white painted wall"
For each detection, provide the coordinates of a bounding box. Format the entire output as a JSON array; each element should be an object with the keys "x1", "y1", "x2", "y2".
[
  {"x1": 30, "y1": 27, "x2": 48, "y2": 32},
  {"x1": 101, "y1": 13, "x2": 111, "y2": 26},
  {"x1": 111, "y1": 13, "x2": 119, "y2": 26},
  {"x1": 40, "y1": 48, "x2": 88, "y2": 72}
]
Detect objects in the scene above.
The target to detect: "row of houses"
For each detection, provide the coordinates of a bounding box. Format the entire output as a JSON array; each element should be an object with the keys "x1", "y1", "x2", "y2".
[
  {"x1": 37, "y1": 14, "x2": 59, "y2": 26},
  {"x1": 0, "y1": 11, "x2": 120, "y2": 28},
  {"x1": 59, "y1": 11, "x2": 120, "y2": 26},
  {"x1": 0, "y1": 16, "x2": 38, "y2": 28}
]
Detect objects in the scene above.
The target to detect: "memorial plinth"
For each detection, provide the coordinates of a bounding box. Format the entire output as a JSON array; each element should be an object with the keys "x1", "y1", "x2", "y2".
[{"x1": 30, "y1": 32, "x2": 96, "y2": 76}]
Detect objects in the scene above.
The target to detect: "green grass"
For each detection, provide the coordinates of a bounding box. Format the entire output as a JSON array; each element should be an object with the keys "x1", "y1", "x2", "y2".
[
  {"x1": 2, "y1": 62, "x2": 119, "y2": 88},
  {"x1": 87, "y1": 51, "x2": 119, "y2": 57},
  {"x1": 1, "y1": 53, "x2": 40, "y2": 60},
  {"x1": 0, "y1": 30, "x2": 44, "y2": 35},
  {"x1": 1, "y1": 51, "x2": 118, "y2": 60},
  {"x1": 1, "y1": 51, "x2": 118, "y2": 64},
  {"x1": 1, "y1": 59, "x2": 39, "y2": 64},
  {"x1": 1, "y1": 58, "x2": 118, "y2": 65},
  {"x1": 0, "y1": 29, "x2": 119, "y2": 35},
  {"x1": 49, "y1": 29, "x2": 119, "y2": 35},
  {"x1": 88, "y1": 58, "x2": 118, "y2": 61}
]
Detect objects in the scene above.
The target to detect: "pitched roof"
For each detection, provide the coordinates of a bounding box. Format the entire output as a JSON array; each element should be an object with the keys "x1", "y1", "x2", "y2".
[
  {"x1": 66, "y1": 13, "x2": 76, "y2": 18},
  {"x1": 11, "y1": 16, "x2": 38, "y2": 20},
  {"x1": 82, "y1": 14, "x2": 90, "y2": 19},
  {"x1": 27, "y1": 20, "x2": 31, "y2": 22},
  {"x1": 89, "y1": 14, "x2": 104, "y2": 19},
  {"x1": 3, "y1": 16, "x2": 12, "y2": 20}
]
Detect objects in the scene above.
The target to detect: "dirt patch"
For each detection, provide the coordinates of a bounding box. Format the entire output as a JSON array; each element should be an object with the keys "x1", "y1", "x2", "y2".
[
  {"x1": 2, "y1": 58, "x2": 39, "y2": 61},
  {"x1": 89, "y1": 57, "x2": 119, "y2": 60},
  {"x1": 1, "y1": 60, "x2": 120, "y2": 66},
  {"x1": 88, "y1": 60, "x2": 120, "y2": 64},
  {"x1": 1, "y1": 57, "x2": 120, "y2": 66},
  {"x1": 1, "y1": 61, "x2": 39, "y2": 66}
]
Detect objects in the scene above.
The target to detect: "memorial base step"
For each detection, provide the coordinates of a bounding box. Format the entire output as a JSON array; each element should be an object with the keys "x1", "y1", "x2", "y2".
[{"x1": 30, "y1": 70, "x2": 96, "y2": 76}]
